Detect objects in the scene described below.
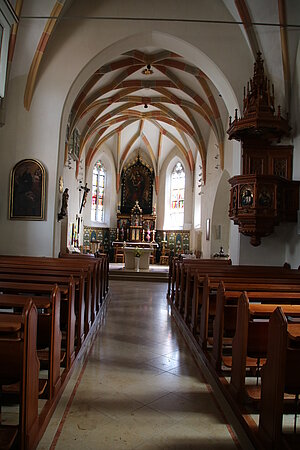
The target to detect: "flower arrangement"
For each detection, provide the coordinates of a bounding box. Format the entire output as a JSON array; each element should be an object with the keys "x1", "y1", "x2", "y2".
[{"x1": 135, "y1": 247, "x2": 142, "y2": 258}]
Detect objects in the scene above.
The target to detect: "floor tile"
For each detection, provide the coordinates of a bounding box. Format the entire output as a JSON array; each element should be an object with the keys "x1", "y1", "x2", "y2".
[{"x1": 38, "y1": 280, "x2": 240, "y2": 449}]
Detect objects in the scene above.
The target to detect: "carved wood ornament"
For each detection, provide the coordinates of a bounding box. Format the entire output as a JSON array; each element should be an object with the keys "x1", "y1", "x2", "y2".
[{"x1": 227, "y1": 52, "x2": 299, "y2": 246}]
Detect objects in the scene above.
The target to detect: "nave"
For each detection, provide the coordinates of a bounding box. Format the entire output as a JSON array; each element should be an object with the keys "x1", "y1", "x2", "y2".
[{"x1": 38, "y1": 280, "x2": 246, "y2": 449}]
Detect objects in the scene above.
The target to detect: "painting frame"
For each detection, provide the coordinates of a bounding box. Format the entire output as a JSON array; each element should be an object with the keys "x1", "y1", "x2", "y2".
[{"x1": 9, "y1": 159, "x2": 46, "y2": 220}]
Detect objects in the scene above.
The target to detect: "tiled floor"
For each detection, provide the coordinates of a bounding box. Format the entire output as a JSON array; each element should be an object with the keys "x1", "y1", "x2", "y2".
[{"x1": 38, "y1": 281, "x2": 242, "y2": 449}]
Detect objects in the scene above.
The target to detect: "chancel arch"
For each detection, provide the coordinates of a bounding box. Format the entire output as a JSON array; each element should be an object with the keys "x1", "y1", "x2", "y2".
[{"x1": 53, "y1": 29, "x2": 243, "y2": 256}]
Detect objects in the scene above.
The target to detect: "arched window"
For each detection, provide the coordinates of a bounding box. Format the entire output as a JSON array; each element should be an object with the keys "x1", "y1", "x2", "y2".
[
  {"x1": 170, "y1": 161, "x2": 185, "y2": 228},
  {"x1": 91, "y1": 160, "x2": 106, "y2": 222}
]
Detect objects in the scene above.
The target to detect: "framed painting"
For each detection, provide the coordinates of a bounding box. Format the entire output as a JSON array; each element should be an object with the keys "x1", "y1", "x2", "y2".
[{"x1": 9, "y1": 159, "x2": 46, "y2": 220}]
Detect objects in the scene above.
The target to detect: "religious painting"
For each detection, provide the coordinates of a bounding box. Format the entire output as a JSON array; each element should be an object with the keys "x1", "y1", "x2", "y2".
[
  {"x1": 121, "y1": 156, "x2": 153, "y2": 214},
  {"x1": 240, "y1": 185, "x2": 254, "y2": 208},
  {"x1": 9, "y1": 159, "x2": 46, "y2": 220}
]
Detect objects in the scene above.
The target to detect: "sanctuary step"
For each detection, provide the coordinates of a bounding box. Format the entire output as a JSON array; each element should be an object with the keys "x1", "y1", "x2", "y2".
[{"x1": 109, "y1": 263, "x2": 168, "y2": 283}]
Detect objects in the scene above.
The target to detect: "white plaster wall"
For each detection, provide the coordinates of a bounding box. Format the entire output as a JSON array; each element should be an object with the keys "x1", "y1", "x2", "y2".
[
  {"x1": 285, "y1": 39, "x2": 300, "y2": 268},
  {"x1": 223, "y1": 136, "x2": 241, "y2": 264},
  {"x1": 201, "y1": 132, "x2": 224, "y2": 258},
  {"x1": 211, "y1": 170, "x2": 231, "y2": 256}
]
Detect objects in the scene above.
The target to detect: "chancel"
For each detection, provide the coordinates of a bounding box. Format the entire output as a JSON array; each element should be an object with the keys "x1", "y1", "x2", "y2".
[{"x1": 0, "y1": 1, "x2": 300, "y2": 449}]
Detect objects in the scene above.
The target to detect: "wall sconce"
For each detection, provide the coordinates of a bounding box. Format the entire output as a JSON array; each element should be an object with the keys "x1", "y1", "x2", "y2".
[{"x1": 206, "y1": 218, "x2": 211, "y2": 240}]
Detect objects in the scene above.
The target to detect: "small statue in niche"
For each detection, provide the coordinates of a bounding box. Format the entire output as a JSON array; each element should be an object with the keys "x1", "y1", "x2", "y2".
[{"x1": 58, "y1": 188, "x2": 69, "y2": 221}]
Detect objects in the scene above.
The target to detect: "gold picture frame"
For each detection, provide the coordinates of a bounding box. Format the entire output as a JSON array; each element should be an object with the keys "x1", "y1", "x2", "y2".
[{"x1": 9, "y1": 159, "x2": 46, "y2": 220}]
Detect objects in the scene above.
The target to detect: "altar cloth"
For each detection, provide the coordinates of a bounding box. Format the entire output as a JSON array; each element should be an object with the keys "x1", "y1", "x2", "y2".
[{"x1": 124, "y1": 247, "x2": 152, "y2": 269}]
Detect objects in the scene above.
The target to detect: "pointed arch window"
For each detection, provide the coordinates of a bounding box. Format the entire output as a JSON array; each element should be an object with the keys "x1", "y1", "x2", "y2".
[
  {"x1": 91, "y1": 160, "x2": 106, "y2": 222},
  {"x1": 170, "y1": 162, "x2": 185, "y2": 227}
]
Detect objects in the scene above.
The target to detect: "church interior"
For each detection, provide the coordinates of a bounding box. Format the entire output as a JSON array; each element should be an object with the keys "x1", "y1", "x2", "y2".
[{"x1": 0, "y1": 0, "x2": 300, "y2": 449}]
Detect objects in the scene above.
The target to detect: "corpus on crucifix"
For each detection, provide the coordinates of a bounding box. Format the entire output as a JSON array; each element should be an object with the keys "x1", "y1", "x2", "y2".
[{"x1": 79, "y1": 183, "x2": 90, "y2": 214}]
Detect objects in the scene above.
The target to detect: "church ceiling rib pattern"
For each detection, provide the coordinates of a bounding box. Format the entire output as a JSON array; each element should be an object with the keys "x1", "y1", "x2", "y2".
[
  {"x1": 24, "y1": 0, "x2": 66, "y2": 110},
  {"x1": 68, "y1": 49, "x2": 228, "y2": 185}
]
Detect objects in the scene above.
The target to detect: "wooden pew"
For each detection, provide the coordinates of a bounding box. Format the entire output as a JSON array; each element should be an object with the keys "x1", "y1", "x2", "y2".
[
  {"x1": 259, "y1": 307, "x2": 300, "y2": 449},
  {"x1": 0, "y1": 268, "x2": 85, "y2": 352},
  {"x1": 230, "y1": 293, "x2": 300, "y2": 403},
  {"x1": 0, "y1": 300, "x2": 39, "y2": 450},
  {"x1": 0, "y1": 257, "x2": 93, "y2": 318},
  {"x1": 195, "y1": 272, "x2": 300, "y2": 349},
  {"x1": 0, "y1": 261, "x2": 89, "y2": 346},
  {"x1": 172, "y1": 258, "x2": 231, "y2": 310},
  {"x1": 187, "y1": 264, "x2": 300, "y2": 339},
  {"x1": 0, "y1": 279, "x2": 75, "y2": 371},
  {"x1": 59, "y1": 252, "x2": 109, "y2": 312},
  {"x1": 0, "y1": 253, "x2": 109, "y2": 449},
  {"x1": 211, "y1": 282, "x2": 300, "y2": 372},
  {"x1": 180, "y1": 259, "x2": 232, "y2": 315},
  {"x1": 0, "y1": 286, "x2": 61, "y2": 400}
]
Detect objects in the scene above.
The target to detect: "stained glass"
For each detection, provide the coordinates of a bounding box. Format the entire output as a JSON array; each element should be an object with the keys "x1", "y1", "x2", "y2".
[
  {"x1": 170, "y1": 162, "x2": 185, "y2": 228},
  {"x1": 91, "y1": 160, "x2": 106, "y2": 222}
]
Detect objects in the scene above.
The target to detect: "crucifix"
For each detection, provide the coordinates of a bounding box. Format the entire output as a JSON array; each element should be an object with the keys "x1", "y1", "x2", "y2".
[{"x1": 79, "y1": 183, "x2": 90, "y2": 214}]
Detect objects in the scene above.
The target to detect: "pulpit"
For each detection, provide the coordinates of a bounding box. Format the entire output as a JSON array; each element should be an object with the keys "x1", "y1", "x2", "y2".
[{"x1": 227, "y1": 52, "x2": 299, "y2": 246}]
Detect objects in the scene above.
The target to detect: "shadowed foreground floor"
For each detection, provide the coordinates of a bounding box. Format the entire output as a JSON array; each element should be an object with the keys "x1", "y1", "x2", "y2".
[{"x1": 38, "y1": 280, "x2": 242, "y2": 449}]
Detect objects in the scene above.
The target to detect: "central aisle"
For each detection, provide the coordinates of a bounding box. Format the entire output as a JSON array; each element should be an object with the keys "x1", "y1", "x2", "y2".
[{"x1": 39, "y1": 281, "x2": 240, "y2": 449}]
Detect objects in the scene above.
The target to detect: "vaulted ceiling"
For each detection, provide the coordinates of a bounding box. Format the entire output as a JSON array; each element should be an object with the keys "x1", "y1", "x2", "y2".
[
  {"x1": 67, "y1": 48, "x2": 227, "y2": 188},
  {"x1": 7, "y1": 0, "x2": 299, "y2": 187}
]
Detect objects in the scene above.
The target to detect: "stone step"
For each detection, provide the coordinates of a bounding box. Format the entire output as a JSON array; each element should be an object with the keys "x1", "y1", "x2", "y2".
[{"x1": 109, "y1": 269, "x2": 168, "y2": 283}]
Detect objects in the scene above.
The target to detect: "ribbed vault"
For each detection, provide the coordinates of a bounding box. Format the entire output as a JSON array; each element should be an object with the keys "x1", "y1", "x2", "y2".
[{"x1": 66, "y1": 49, "x2": 228, "y2": 189}]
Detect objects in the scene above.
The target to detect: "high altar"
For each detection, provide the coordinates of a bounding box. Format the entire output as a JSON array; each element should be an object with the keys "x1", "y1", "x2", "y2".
[{"x1": 114, "y1": 155, "x2": 158, "y2": 269}]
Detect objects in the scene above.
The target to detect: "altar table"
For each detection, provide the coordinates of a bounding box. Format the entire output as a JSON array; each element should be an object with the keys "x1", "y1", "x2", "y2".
[{"x1": 124, "y1": 247, "x2": 152, "y2": 270}]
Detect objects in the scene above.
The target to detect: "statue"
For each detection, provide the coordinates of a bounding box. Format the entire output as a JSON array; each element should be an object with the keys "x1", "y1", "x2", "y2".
[{"x1": 58, "y1": 188, "x2": 69, "y2": 221}]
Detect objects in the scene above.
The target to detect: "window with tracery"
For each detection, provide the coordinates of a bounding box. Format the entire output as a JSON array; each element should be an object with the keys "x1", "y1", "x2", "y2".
[
  {"x1": 91, "y1": 160, "x2": 106, "y2": 222},
  {"x1": 170, "y1": 162, "x2": 185, "y2": 227}
]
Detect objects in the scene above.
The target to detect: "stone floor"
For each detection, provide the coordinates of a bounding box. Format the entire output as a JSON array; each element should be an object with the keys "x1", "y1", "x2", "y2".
[
  {"x1": 109, "y1": 262, "x2": 169, "y2": 273},
  {"x1": 38, "y1": 280, "x2": 247, "y2": 449}
]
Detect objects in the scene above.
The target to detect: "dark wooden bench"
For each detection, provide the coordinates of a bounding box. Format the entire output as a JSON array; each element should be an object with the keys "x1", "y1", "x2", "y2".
[
  {"x1": 0, "y1": 285, "x2": 61, "y2": 400},
  {"x1": 171, "y1": 258, "x2": 231, "y2": 310},
  {"x1": 0, "y1": 279, "x2": 75, "y2": 371},
  {"x1": 0, "y1": 267, "x2": 85, "y2": 352},
  {"x1": 230, "y1": 293, "x2": 300, "y2": 403},
  {"x1": 194, "y1": 272, "x2": 300, "y2": 349},
  {"x1": 0, "y1": 253, "x2": 109, "y2": 449},
  {"x1": 259, "y1": 307, "x2": 300, "y2": 449},
  {"x1": 0, "y1": 260, "x2": 91, "y2": 347},
  {"x1": 0, "y1": 300, "x2": 39, "y2": 450},
  {"x1": 211, "y1": 282, "x2": 300, "y2": 372},
  {"x1": 60, "y1": 252, "x2": 109, "y2": 305},
  {"x1": 186, "y1": 264, "x2": 300, "y2": 335}
]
